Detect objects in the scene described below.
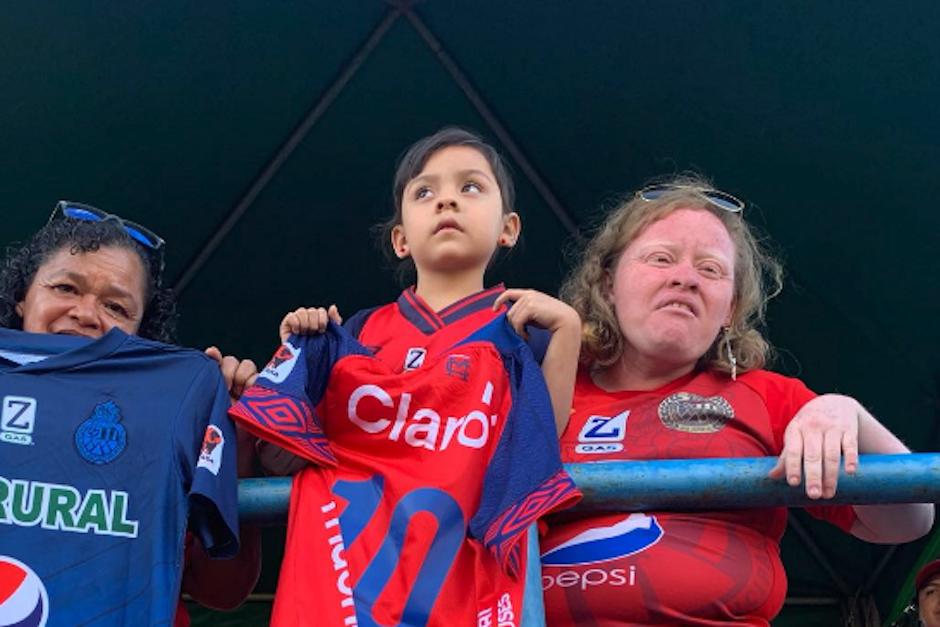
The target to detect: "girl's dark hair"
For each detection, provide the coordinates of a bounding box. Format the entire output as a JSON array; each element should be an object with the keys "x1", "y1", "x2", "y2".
[
  {"x1": 377, "y1": 126, "x2": 516, "y2": 283},
  {"x1": 0, "y1": 217, "x2": 177, "y2": 343}
]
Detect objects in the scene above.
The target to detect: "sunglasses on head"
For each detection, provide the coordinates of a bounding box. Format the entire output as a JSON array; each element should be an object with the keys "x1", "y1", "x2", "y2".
[
  {"x1": 49, "y1": 200, "x2": 166, "y2": 272},
  {"x1": 639, "y1": 184, "x2": 745, "y2": 214}
]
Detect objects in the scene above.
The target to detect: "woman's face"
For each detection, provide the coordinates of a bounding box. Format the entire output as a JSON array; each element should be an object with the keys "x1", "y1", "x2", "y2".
[
  {"x1": 16, "y1": 245, "x2": 147, "y2": 338},
  {"x1": 609, "y1": 208, "x2": 736, "y2": 372}
]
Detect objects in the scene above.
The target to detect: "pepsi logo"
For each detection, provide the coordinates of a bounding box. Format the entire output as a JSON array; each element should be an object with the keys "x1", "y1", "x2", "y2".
[
  {"x1": 0, "y1": 556, "x2": 48, "y2": 627},
  {"x1": 541, "y1": 513, "x2": 664, "y2": 566}
]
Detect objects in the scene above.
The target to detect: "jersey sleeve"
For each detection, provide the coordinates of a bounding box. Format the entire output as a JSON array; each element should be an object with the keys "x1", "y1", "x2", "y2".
[
  {"x1": 229, "y1": 323, "x2": 370, "y2": 466},
  {"x1": 522, "y1": 325, "x2": 550, "y2": 364},
  {"x1": 342, "y1": 306, "x2": 379, "y2": 341},
  {"x1": 744, "y1": 370, "x2": 857, "y2": 532},
  {"x1": 176, "y1": 360, "x2": 240, "y2": 558},
  {"x1": 465, "y1": 318, "x2": 581, "y2": 577}
]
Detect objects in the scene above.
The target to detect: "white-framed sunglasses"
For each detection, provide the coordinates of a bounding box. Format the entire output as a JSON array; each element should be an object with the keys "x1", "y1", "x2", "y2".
[{"x1": 639, "y1": 184, "x2": 745, "y2": 214}]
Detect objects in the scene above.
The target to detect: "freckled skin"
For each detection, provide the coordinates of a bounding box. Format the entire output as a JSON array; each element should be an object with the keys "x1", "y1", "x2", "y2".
[{"x1": 609, "y1": 208, "x2": 736, "y2": 374}]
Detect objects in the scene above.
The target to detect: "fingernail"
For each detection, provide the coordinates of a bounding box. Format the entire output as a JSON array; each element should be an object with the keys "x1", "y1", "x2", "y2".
[{"x1": 809, "y1": 487, "x2": 820, "y2": 498}]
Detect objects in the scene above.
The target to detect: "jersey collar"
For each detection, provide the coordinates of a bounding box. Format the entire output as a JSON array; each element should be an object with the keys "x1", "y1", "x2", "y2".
[
  {"x1": 397, "y1": 284, "x2": 506, "y2": 335},
  {"x1": 0, "y1": 326, "x2": 130, "y2": 372}
]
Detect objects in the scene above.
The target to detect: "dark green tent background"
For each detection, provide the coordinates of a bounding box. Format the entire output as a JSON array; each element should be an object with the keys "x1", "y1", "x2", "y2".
[{"x1": 2, "y1": 2, "x2": 938, "y2": 625}]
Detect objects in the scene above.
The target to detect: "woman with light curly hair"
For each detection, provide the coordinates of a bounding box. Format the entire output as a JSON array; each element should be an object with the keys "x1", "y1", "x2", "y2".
[{"x1": 540, "y1": 175, "x2": 933, "y2": 626}]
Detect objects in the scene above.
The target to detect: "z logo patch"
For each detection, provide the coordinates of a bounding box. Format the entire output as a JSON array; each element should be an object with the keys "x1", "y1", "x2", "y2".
[
  {"x1": 404, "y1": 348, "x2": 426, "y2": 371},
  {"x1": 576, "y1": 410, "x2": 628, "y2": 454},
  {"x1": 1, "y1": 396, "x2": 37, "y2": 446}
]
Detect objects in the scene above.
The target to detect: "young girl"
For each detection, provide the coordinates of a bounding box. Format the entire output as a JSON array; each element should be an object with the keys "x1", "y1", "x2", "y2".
[
  {"x1": 233, "y1": 127, "x2": 581, "y2": 626},
  {"x1": 280, "y1": 126, "x2": 579, "y2": 434}
]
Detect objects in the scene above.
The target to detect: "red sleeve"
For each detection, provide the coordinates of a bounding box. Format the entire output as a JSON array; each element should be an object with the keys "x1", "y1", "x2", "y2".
[
  {"x1": 740, "y1": 370, "x2": 857, "y2": 532},
  {"x1": 739, "y1": 370, "x2": 816, "y2": 452}
]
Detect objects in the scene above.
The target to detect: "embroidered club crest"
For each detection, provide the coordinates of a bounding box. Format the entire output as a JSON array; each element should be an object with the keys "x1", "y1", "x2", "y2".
[
  {"x1": 74, "y1": 400, "x2": 127, "y2": 464},
  {"x1": 658, "y1": 392, "x2": 734, "y2": 433}
]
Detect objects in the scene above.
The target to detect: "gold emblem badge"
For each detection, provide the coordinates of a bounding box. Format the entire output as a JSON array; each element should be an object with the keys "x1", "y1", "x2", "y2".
[{"x1": 658, "y1": 392, "x2": 734, "y2": 433}]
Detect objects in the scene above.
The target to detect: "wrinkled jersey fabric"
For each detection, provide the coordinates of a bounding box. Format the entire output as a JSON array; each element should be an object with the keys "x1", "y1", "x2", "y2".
[
  {"x1": 232, "y1": 316, "x2": 579, "y2": 626},
  {"x1": 0, "y1": 328, "x2": 238, "y2": 626},
  {"x1": 343, "y1": 285, "x2": 550, "y2": 372},
  {"x1": 542, "y1": 368, "x2": 856, "y2": 626}
]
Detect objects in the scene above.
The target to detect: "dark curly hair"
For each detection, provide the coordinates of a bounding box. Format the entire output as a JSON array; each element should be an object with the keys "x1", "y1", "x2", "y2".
[{"x1": 0, "y1": 217, "x2": 177, "y2": 343}]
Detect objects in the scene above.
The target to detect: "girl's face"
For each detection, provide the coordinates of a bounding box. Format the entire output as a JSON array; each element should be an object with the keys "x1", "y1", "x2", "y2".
[
  {"x1": 392, "y1": 146, "x2": 519, "y2": 275},
  {"x1": 608, "y1": 208, "x2": 736, "y2": 372}
]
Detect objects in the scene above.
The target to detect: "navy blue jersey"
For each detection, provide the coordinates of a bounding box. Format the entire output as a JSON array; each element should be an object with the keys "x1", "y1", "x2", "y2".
[{"x1": 0, "y1": 328, "x2": 238, "y2": 626}]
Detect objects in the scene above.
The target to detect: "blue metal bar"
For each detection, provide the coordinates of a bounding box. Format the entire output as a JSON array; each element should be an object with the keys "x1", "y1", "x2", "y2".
[
  {"x1": 237, "y1": 454, "x2": 940, "y2": 525},
  {"x1": 239, "y1": 476, "x2": 293, "y2": 526},
  {"x1": 521, "y1": 524, "x2": 546, "y2": 627},
  {"x1": 564, "y1": 453, "x2": 940, "y2": 511}
]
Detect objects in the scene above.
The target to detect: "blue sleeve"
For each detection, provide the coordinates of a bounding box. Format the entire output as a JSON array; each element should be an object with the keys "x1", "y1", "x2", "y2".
[
  {"x1": 463, "y1": 319, "x2": 581, "y2": 576},
  {"x1": 343, "y1": 306, "x2": 379, "y2": 340},
  {"x1": 229, "y1": 323, "x2": 370, "y2": 465},
  {"x1": 177, "y1": 361, "x2": 240, "y2": 558},
  {"x1": 254, "y1": 322, "x2": 371, "y2": 407},
  {"x1": 523, "y1": 325, "x2": 550, "y2": 364}
]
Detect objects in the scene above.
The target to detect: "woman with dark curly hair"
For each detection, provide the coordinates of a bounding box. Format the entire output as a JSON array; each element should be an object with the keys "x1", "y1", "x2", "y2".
[
  {"x1": 540, "y1": 176, "x2": 933, "y2": 625},
  {"x1": 0, "y1": 202, "x2": 260, "y2": 625},
  {"x1": 0, "y1": 203, "x2": 177, "y2": 342}
]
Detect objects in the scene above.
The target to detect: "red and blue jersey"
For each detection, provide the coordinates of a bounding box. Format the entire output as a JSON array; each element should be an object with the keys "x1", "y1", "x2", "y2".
[
  {"x1": 231, "y1": 289, "x2": 579, "y2": 627},
  {"x1": 0, "y1": 327, "x2": 238, "y2": 626},
  {"x1": 542, "y1": 368, "x2": 856, "y2": 626},
  {"x1": 343, "y1": 285, "x2": 549, "y2": 372}
]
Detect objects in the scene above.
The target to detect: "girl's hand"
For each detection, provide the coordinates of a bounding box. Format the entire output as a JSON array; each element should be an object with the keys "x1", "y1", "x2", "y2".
[
  {"x1": 494, "y1": 289, "x2": 580, "y2": 339},
  {"x1": 768, "y1": 394, "x2": 860, "y2": 499},
  {"x1": 279, "y1": 305, "x2": 342, "y2": 341},
  {"x1": 494, "y1": 289, "x2": 581, "y2": 436}
]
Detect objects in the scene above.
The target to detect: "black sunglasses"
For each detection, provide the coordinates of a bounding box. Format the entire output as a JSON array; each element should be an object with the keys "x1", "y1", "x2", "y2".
[
  {"x1": 49, "y1": 201, "x2": 166, "y2": 273},
  {"x1": 639, "y1": 184, "x2": 745, "y2": 214}
]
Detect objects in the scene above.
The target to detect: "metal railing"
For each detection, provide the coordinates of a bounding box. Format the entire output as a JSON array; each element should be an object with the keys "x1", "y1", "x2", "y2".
[
  {"x1": 235, "y1": 454, "x2": 939, "y2": 627},
  {"x1": 237, "y1": 454, "x2": 940, "y2": 523}
]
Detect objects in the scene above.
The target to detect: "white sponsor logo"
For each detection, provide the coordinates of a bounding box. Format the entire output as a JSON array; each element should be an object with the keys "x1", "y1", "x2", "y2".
[
  {"x1": 346, "y1": 383, "x2": 499, "y2": 452},
  {"x1": 542, "y1": 565, "x2": 636, "y2": 590},
  {"x1": 321, "y1": 500, "x2": 357, "y2": 625},
  {"x1": 575, "y1": 410, "x2": 627, "y2": 454},
  {"x1": 1, "y1": 396, "x2": 37, "y2": 446},
  {"x1": 259, "y1": 341, "x2": 301, "y2": 383},
  {"x1": 477, "y1": 592, "x2": 516, "y2": 627},
  {"x1": 196, "y1": 425, "x2": 224, "y2": 476},
  {"x1": 404, "y1": 347, "x2": 427, "y2": 371}
]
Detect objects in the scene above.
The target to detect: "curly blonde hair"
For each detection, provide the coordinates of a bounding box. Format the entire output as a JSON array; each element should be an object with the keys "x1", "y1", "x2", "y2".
[{"x1": 561, "y1": 175, "x2": 783, "y2": 376}]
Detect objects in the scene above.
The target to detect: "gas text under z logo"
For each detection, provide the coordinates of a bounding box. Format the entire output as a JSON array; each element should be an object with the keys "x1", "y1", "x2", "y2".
[{"x1": 576, "y1": 410, "x2": 628, "y2": 454}]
